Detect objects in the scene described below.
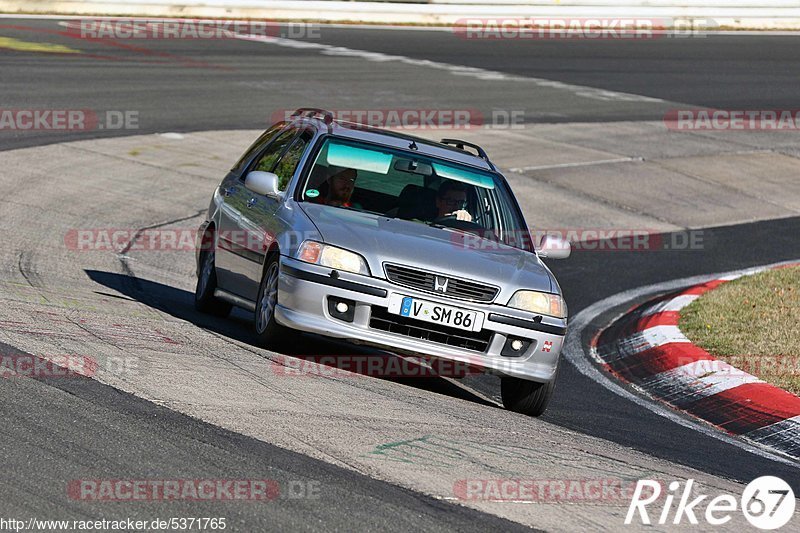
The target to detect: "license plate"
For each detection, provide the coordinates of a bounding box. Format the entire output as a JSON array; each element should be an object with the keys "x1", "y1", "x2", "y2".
[{"x1": 387, "y1": 294, "x2": 484, "y2": 332}]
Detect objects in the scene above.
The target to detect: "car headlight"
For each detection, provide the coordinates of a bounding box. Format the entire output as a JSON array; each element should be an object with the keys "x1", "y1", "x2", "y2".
[
  {"x1": 508, "y1": 290, "x2": 567, "y2": 318},
  {"x1": 296, "y1": 241, "x2": 370, "y2": 276}
]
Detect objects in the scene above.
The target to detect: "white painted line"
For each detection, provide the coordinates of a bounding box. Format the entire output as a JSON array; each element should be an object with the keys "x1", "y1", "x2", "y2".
[
  {"x1": 603, "y1": 325, "x2": 689, "y2": 362},
  {"x1": 510, "y1": 156, "x2": 642, "y2": 173},
  {"x1": 234, "y1": 33, "x2": 664, "y2": 103},
  {"x1": 638, "y1": 325, "x2": 689, "y2": 346},
  {"x1": 719, "y1": 267, "x2": 766, "y2": 281},
  {"x1": 640, "y1": 294, "x2": 698, "y2": 315},
  {"x1": 642, "y1": 360, "x2": 761, "y2": 406},
  {"x1": 563, "y1": 258, "x2": 800, "y2": 468}
]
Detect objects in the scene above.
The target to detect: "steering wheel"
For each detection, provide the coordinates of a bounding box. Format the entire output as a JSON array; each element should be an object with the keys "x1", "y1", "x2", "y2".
[{"x1": 431, "y1": 215, "x2": 485, "y2": 232}]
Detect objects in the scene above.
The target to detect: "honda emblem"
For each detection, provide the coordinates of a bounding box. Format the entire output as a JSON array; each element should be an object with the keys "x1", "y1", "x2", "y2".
[{"x1": 434, "y1": 276, "x2": 449, "y2": 293}]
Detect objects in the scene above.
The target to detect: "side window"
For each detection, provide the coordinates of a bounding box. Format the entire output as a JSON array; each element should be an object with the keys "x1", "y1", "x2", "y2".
[
  {"x1": 249, "y1": 128, "x2": 298, "y2": 176},
  {"x1": 273, "y1": 132, "x2": 312, "y2": 192},
  {"x1": 232, "y1": 122, "x2": 286, "y2": 173}
]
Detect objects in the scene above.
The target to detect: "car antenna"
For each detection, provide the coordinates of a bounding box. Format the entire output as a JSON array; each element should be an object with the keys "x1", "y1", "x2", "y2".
[{"x1": 409, "y1": 141, "x2": 418, "y2": 151}]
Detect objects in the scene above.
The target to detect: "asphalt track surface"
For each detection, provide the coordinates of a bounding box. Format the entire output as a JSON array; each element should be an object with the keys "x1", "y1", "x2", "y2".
[
  {"x1": 3, "y1": 20, "x2": 800, "y2": 149},
  {"x1": 1, "y1": 17, "x2": 800, "y2": 530}
]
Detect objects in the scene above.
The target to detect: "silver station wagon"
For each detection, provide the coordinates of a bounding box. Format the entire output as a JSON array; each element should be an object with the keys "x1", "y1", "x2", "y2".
[{"x1": 195, "y1": 108, "x2": 570, "y2": 415}]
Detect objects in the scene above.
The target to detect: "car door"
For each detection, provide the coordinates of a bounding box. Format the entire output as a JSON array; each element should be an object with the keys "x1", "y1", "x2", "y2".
[
  {"x1": 237, "y1": 129, "x2": 315, "y2": 301},
  {"x1": 216, "y1": 126, "x2": 299, "y2": 297}
]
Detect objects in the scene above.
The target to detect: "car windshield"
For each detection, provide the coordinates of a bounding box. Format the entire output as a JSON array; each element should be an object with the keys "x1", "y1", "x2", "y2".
[{"x1": 299, "y1": 137, "x2": 530, "y2": 250}]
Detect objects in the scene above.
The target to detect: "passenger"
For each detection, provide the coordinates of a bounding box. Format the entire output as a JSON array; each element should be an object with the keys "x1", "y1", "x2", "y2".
[
  {"x1": 324, "y1": 168, "x2": 358, "y2": 208},
  {"x1": 435, "y1": 180, "x2": 472, "y2": 222}
]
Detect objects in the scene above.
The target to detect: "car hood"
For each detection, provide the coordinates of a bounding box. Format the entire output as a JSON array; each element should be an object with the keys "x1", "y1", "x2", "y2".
[{"x1": 300, "y1": 204, "x2": 554, "y2": 295}]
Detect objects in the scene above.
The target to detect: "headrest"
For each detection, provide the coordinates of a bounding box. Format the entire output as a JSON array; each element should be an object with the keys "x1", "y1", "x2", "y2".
[{"x1": 397, "y1": 184, "x2": 438, "y2": 221}]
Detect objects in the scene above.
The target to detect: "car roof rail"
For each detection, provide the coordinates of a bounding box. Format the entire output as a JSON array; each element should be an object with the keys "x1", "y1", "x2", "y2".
[
  {"x1": 439, "y1": 138, "x2": 496, "y2": 171},
  {"x1": 291, "y1": 108, "x2": 334, "y2": 126}
]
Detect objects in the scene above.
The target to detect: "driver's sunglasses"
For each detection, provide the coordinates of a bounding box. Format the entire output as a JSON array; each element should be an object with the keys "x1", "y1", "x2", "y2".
[{"x1": 441, "y1": 197, "x2": 467, "y2": 209}]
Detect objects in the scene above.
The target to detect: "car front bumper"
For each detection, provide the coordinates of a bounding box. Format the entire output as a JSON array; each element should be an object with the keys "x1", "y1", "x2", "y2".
[{"x1": 275, "y1": 256, "x2": 566, "y2": 382}]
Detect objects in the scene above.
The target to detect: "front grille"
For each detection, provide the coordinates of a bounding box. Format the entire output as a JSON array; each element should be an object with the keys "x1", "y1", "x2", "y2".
[
  {"x1": 384, "y1": 263, "x2": 499, "y2": 303},
  {"x1": 369, "y1": 306, "x2": 493, "y2": 352}
]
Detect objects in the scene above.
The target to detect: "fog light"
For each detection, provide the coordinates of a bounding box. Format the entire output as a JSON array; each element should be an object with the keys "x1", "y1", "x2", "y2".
[
  {"x1": 328, "y1": 297, "x2": 356, "y2": 323},
  {"x1": 501, "y1": 336, "x2": 531, "y2": 357}
]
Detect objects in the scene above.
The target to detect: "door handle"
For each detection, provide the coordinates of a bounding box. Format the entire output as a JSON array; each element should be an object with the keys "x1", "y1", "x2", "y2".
[{"x1": 246, "y1": 197, "x2": 257, "y2": 208}]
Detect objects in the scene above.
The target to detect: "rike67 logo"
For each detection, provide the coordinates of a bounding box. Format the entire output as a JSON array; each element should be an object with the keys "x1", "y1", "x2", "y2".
[{"x1": 626, "y1": 476, "x2": 795, "y2": 529}]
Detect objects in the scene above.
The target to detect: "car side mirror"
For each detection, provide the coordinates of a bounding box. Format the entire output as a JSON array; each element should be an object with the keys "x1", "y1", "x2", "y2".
[
  {"x1": 244, "y1": 171, "x2": 280, "y2": 198},
  {"x1": 537, "y1": 234, "x2": 571, "y2": 259}
]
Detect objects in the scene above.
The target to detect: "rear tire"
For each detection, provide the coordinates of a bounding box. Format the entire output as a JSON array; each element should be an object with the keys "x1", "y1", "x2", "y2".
[
  {"x1": 195, "y1": 246, "x2": 232, "y2": 317},
  {"x1": 254, "y1": 254, "x2": 297, "y2": 350},
  {"x1": 501, "y1": 376, "x2": 556, "y2": 417}
]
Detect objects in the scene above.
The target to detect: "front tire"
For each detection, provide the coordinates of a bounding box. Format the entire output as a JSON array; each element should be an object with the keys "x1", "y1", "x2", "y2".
[
  {"x1": 254, "y1": 255, "x2": 297, "y2": 350},
  {"x1": 195, "y1": 247, "x2": 232, "y2": 317},
  {"x1": 501, "y1": 376, "x2": 556, "y2": 417}
]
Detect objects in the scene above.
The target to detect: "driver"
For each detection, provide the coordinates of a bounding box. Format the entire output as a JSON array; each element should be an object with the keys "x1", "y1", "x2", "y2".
[
  {"x1": 435, "y1": 180, "x2": 472, "y2": 222},
  {"x1": 324, "y1": 168, "x2": 358, "y2": 208}
]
